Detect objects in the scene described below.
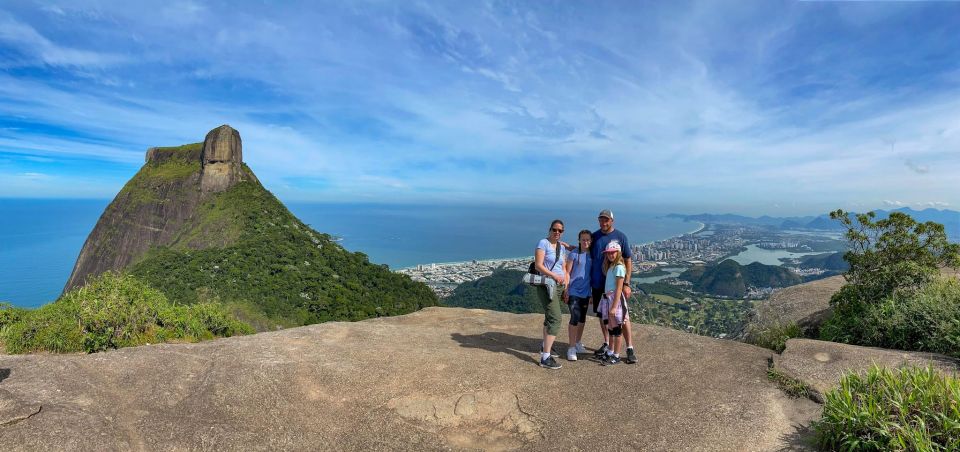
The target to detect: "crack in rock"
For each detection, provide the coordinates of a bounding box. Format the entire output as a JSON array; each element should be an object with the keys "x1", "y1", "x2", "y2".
[{"x1": 0, "y1": 389, "x2": 41, "y2": 427}]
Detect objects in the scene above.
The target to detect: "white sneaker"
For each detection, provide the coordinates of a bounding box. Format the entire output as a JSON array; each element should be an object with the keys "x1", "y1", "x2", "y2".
[
  {"x1": 566, "y1": 347, "x2": 578, "y2": 361},
  {"x1": 575, "y1": 342, "x2": 587, "y2": 354}
]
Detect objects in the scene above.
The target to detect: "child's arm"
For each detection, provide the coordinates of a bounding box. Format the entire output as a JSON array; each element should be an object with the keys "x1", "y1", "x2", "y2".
[{"x1": 562, "y1": 258, "x2": 573, "y2": 301}]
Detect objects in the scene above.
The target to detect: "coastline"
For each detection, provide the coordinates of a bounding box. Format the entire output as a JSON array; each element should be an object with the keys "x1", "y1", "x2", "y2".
[{"x1": 399, "y1": 221, "x2": 708, "y2": 271}]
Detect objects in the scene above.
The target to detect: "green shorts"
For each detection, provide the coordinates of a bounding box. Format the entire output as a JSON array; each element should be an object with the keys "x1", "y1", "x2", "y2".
[{"x1": 536, "y1": 282, "x2": 564, "y2": 336}]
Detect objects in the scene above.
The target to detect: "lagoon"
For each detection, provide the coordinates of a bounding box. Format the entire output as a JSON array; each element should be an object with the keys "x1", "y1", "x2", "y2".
[{"x1": 728, "y1": 244, "x2": 821, "y2": 266}]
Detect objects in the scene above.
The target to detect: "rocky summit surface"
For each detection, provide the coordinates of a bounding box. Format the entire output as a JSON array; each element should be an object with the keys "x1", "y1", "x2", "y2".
[
  {"x1": 776, "y1": 338, "x2": 960, "y2": 403},
  {"x1": 0, "y1": 307, "x2": 822, "y2": 451}
]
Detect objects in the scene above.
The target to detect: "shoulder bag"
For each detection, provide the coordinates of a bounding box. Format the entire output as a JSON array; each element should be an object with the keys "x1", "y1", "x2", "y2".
[{"x1": 522, "y1": 241, "x2": 561, "y2": 286}]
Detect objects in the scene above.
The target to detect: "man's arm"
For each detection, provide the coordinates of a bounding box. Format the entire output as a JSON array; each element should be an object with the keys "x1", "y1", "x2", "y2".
[
  {"x1": 623, "y1": 256, "x2": 633, "y2": 297},
  {"x1": 621, "y1": 233, "x2": 633, "y2": 296}
]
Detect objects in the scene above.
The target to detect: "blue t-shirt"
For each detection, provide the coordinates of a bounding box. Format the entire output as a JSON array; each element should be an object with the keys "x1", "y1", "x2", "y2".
[
  {"x1": 566, "y1": 249, "x2": 591, "y2": 297},
  {"x1": 590, "y1": 229, "x2": 631, "y2": 289},
  {"x1": 536, "y1": 239, "x2": 567, "y2": 276}
]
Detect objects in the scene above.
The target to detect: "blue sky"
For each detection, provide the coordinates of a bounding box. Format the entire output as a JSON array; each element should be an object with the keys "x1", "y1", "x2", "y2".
[{"x1": 0, "y1": 1, "x2": 958, "y2": 215}]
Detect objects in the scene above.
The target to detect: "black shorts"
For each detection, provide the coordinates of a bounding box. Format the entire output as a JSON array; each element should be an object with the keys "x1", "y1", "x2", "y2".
[{"x1": 568, "y1": 295, "x2": 589, "y2": 325}]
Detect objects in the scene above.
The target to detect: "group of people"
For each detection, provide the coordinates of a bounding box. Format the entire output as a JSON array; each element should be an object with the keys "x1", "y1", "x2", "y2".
[{"x1": 533, "y1": 209, "x2": 637, "y2": 370}]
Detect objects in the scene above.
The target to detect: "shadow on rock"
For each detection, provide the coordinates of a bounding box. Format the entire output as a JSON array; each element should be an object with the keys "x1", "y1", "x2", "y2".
[
  {"x1": 776, "y1": 422, "x2": 817, "y2": 451},
  {"x1": 0, "y1": 369, "x2": 9, "y2": 383},
  {"x1": 451, "y1": 332, "x2": 541, "y2": 365}
]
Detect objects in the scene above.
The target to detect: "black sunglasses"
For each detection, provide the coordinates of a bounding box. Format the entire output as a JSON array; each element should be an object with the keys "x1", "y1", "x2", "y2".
[{"x1": 550, "y1": 228, "x2": 564, "y2": 233}]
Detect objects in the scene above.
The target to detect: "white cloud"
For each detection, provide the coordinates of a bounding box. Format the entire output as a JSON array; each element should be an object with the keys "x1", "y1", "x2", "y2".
[
  {"x1": 0, "y1": 1, "x2": 956, "y2": 212},
  {"x1": 0, "y1": 11, "x2": 126, "y2": 67}
]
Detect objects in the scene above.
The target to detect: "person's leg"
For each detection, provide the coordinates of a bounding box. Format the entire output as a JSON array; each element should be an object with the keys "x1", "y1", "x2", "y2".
[
  {"x1": 592, "y1": 288, "x2": 609, "y2": 351},
  {"x1": 543, "y1": 284, "x2": 562, "y2": 355},
  {"x1": 574, "y1": 296, "x2": 588, "y2": 344},
  {"x1": 536, "y1": 285, "x2": 561, "y2": 368},
  {"x1": 604, "y1": 325, "x2": 622, "y2": 365},
  {"x1": 623, "y1": 316, "x2": 633, "y2": 348},
  {"x1": 567, "y1": 298, "x2": 580, "y2": 347}
]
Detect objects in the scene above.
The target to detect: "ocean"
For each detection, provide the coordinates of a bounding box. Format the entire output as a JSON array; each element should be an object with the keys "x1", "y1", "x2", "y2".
[{"x1": 0, "y1": 199, "x2": 699, "y2": 308}]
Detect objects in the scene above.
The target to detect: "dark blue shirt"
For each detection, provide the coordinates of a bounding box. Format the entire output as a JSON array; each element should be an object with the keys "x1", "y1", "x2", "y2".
[{"x1": 590, "y1": 229, "x2": 632, "y2": 289}]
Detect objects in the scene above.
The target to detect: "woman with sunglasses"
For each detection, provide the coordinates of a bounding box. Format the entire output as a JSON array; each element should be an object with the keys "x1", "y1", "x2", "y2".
[{"x1": 534, "y1": 219, "x2": 569, "y2": 370}]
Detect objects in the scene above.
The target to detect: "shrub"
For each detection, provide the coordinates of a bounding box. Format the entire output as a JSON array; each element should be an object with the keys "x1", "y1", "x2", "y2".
[
  {"x1": 2, "y1": 272, "x2": 252, "y2": 354},
  {"x1": 821, "y1": 278, "x2": 960, "y2": 358},
  {"x1": 815, "y1": 365, "x2": 960, "y2": 451},
  {"x1": 749, "y1": 321, "x2": 804, "y2": 353},
  {"x1": 0, "y1": 302, "x2": 26, "y2": 330},
  {"x1": 821, "y1": 210, "x2": 960, "y2": 354}
]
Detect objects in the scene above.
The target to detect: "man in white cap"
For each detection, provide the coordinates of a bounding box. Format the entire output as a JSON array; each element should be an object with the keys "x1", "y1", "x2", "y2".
[{"x1": 589, "y1": 209, "x2": 638, "y2": 364}]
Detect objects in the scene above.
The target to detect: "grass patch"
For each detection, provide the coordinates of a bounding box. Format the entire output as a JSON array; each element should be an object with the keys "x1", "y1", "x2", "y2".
[
  {"x1": 2, "y1": 272, "x2": 253, "y2": 354},
  {"x1": 749, "y1": 321, "x2": 804, "y2": 353},
  {"x1": 652, "y1": 294, "x2": 684, "y2": 305},
  {"x1": 153, "y1": 142, "x2": 202, "y2": 153},
  {"x1": 767, "y1": 365, "x2": 812, "y2": 399},
  {"x1": 814, "y1": 365, "x2": 960, "y2": 451},
  {"x1": 144, "y1": 159, "x2": 200, "y2": 181}
]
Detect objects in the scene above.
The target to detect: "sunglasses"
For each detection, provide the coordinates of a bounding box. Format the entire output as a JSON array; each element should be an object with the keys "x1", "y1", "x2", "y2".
[{"x1": 550, "y1": 228, "x2": 564, "y2": 233}]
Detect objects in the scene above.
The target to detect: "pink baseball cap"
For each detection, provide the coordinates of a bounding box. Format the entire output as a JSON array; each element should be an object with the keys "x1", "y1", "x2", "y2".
[{"x1": 604, "y1": 241, "x2": 622, "y2": 253}]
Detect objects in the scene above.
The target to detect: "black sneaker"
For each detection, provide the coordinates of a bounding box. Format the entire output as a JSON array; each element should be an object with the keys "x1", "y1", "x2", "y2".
[
  {"x1": 539, "y1": 356, "x2": 562, "y2": 370},
  {"x1": 625, "y1": 348, "x2": 638, "y2": 364},
  {"x1": 593, "y1": 343, "x2": 609, "y2": 358},
  {"x1": 602, "y1": 355, "x2": 621, "y2": 366}
]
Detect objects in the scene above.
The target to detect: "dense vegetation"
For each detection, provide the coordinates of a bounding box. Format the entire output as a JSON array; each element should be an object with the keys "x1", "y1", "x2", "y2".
[
  {"x1": 819, "y1": 210, "x2": 960, "y2": 357},
  {"x1": 815, "y1": 366, "x2": 960, "y2": 451},
  {"x1": 1, "y1": 272, "x2": 252, "y2": 354},
  {"x1": 443, "y1": 270, "x2": 544, "y2": 313},
  {"x1": 130, "y1": 180, "x2": 438, "y2": 328},
  {"x1": 679, "y1": 259, "x2": 802, "y2": 297}
]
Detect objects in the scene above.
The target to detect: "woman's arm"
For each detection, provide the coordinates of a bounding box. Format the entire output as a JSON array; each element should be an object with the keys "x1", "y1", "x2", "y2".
[{"x1": 534, "y1": 247, "x2": 548, "y2": 275}]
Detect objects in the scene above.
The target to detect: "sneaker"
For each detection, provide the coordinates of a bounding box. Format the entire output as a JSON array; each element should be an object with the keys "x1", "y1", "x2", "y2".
[
  {"x1": 602, "y1": 355, "x2": 621, "y2": 366},
  {"x1": 575, "y1": 342, "x2": 588, "y2": 354},
  {"x1": 593, "y1": 343, "x2": 609, "y2": 358},
  {"x1": 540, "y1": 356, "x2": 562, "y2": 370},
  {"x1": 566, "y1": 347, "x2": 578, "y2": 361},
  {"x1": 625, "y1": 348, "x2": 638, "y2": 364}
]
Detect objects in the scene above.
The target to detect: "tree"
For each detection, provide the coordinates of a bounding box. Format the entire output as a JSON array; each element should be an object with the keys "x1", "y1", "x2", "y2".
[
  {"x1": 820, "y1": 209, "x2": 960, "y2": 346},
  {"x1": 830, "y1": 209, "x2": 959, "y2": 303}
]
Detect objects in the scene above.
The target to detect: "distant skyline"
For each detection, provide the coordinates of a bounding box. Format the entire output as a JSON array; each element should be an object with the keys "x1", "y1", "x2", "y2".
[{"x1": 0, "y1": 1, "x2": 958, "y2": 215}]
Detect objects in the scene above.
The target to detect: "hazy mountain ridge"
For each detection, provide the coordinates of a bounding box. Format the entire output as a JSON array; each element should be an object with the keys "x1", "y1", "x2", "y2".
[{"x1": 667, "y1": 208, "x2": 960, "y2": 240}]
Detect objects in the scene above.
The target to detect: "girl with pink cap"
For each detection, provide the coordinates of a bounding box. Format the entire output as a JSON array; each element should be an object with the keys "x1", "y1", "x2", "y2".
[{"x1": 597, "y1": 241, "x2": 628, "y2": 365}]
